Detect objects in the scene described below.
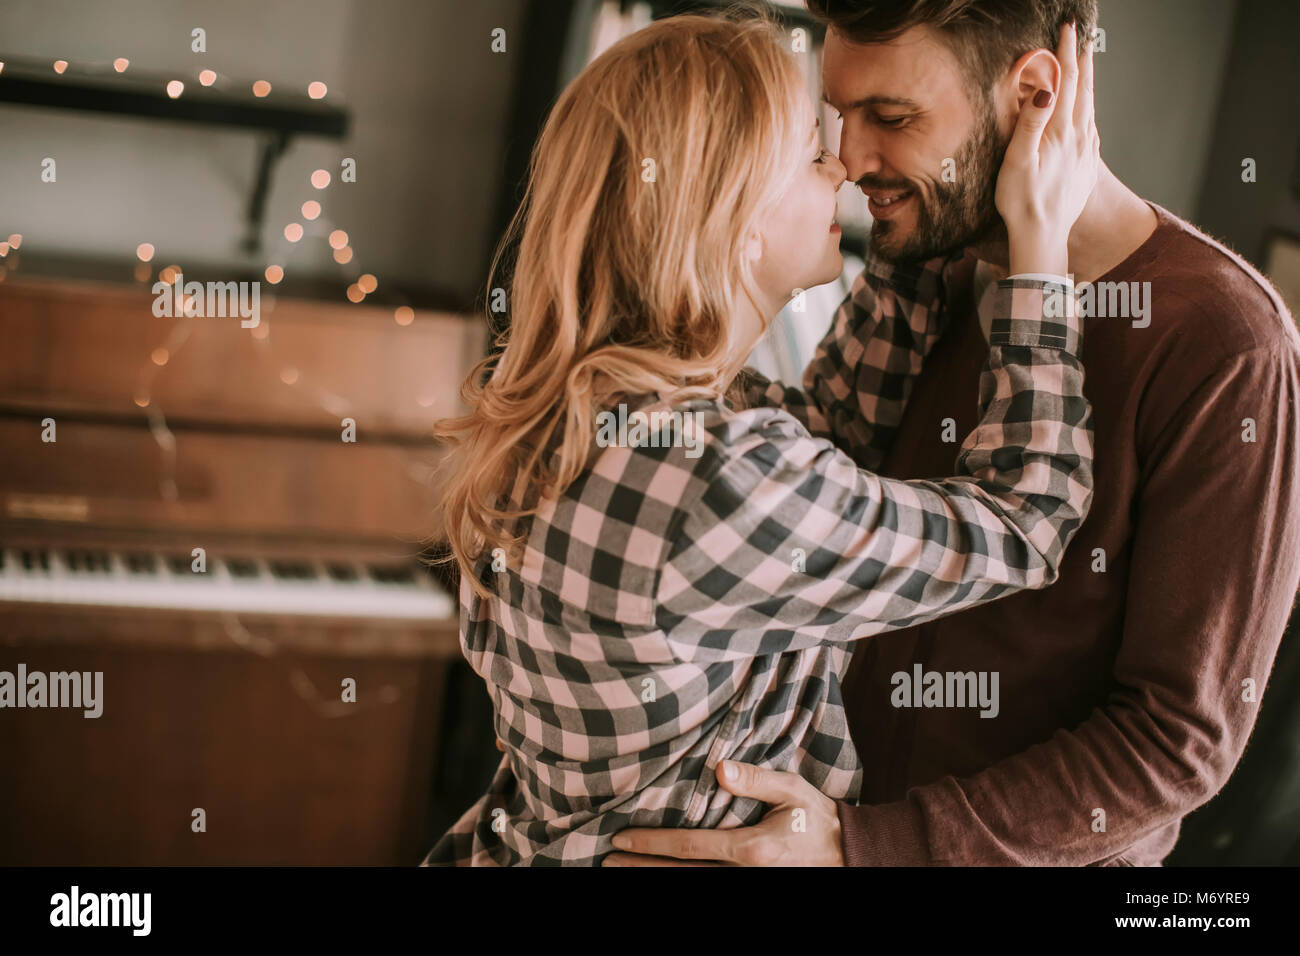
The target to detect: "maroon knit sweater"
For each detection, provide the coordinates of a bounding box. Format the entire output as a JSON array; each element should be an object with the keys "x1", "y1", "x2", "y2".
[{"x1": 837, "y1": 204, "x2": 1300, "y2": 866}]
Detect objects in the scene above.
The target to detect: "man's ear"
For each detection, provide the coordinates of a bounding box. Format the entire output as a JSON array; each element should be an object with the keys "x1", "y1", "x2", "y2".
[{"x1": 1007, "y1": 47, "x2": 1062, "y2": 115}]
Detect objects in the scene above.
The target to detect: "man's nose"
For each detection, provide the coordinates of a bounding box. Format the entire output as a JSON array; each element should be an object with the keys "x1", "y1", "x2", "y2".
[{"x1": 837, "y1": 121, "x2": 883, "y2": 186}]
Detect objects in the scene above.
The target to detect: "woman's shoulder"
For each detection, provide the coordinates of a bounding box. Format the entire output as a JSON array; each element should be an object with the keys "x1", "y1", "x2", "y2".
[{"x1": 586, "y1": 392, "x2": 815, "y2": 484}]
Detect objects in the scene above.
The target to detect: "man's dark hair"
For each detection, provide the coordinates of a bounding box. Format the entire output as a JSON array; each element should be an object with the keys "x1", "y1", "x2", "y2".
[{"x1": 805, "y1": 0, "x2": 1098, "y2": 91}]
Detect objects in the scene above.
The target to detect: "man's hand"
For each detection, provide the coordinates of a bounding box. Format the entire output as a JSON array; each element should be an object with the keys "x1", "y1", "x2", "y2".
[{"x1": 602, "y1": 760, "x2": 845, "y2": 866}]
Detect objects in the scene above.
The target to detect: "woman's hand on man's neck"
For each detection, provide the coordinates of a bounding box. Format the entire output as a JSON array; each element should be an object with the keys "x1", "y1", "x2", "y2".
[{"x1": 975, "y1": 164, "x2": 1158, "y2": 284}]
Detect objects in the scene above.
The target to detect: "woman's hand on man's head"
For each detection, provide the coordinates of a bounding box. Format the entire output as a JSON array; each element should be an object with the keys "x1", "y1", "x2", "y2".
[{"x1": 995, "y1": 21, "x2": 1101, "y2": 276}]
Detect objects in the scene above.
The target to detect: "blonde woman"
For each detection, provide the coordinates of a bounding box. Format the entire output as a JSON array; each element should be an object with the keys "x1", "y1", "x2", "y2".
[{"x1": 426, "y1": 12, "x2": 1098, "y2": 865}]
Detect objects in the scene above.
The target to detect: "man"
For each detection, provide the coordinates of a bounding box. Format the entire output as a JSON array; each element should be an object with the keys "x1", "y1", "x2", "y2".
[{"x1": 605, "y1": 0, "x2": 1300, "y2": 866}]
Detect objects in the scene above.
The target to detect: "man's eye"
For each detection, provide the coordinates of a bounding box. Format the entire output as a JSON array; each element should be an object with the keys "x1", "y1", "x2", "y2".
[{"x1": 878, "y1": 115, "x2": 910, "y2": 128}]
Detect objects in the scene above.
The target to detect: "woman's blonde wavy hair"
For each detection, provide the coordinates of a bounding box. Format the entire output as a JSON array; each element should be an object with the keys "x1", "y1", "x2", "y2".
[{"x1": 435, "y1": 10, "x2": 809, "y2": 596}]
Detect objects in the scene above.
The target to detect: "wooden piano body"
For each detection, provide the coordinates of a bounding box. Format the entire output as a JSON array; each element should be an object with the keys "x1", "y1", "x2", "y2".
[{"x1": 0, "y1": 271, "x2": 485, "y2": 864}]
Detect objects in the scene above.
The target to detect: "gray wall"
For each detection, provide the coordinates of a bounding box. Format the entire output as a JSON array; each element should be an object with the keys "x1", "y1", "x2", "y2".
[
  {"x1": 0, "y1": 0, "x2": 524, "y2": 300},
  {"x1": 1092, "y1": 0, "x2": 1240, "y2": 218},
  {"x1": 1194, "y1": 0, "x2": 1300, "y2": 266}
]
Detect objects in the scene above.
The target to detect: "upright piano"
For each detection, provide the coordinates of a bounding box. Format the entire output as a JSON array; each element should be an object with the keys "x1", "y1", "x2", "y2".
[{"x1": 0, "y1": 268, "x2": 483, "y2": 864}]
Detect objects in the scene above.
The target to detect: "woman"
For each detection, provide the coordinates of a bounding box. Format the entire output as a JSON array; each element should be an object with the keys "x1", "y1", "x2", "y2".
[{"x1": 426, "y1": 12, "x2": 1098, "y2": 865}]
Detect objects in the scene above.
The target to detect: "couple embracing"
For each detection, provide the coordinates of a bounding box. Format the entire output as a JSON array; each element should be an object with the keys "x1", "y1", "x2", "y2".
[{"x1": 427, "y1": 0, "x2": 1300, "y2": 867}]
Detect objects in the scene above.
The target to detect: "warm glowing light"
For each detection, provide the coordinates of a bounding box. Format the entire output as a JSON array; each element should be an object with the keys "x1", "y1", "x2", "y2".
[
  {"x1": 358, "y1": 273, "x2": 377, "y2": 294},
  {"x1": 284, "y1": 223, "x2": 304, "y2": 242},
  {"x1": 332, "y1": 246, "x2": 353, "y2": 264},
  {"x1": 0, "y1": 243, "x2": 8, "y2": 258},
  {"x1": 160, "y1": 265, "x2": 180, "y2": 284},
  {"x1": 133, "y1": 262, "x2": 151, "y2": 282},
  {"x1": 151, "y1": 348, "x2": 170, "y2": 366},
  {"x1": 134, "y1": 392, "x2": 150, "y2": 408},
  {"x1": 308, "y1": 81, "x2": 327, "y2": 99},
  {"x1": 7, "y1": 234, "x2": 20, "y2": 249},
  {"x1": 328, "y1": 229, "x2": 348, "y2": 250},
  {"x1": 136, "y1": 242, "x2": 155, "y2": 262},
  {"x1": 251, "y1": 323, "x2": 269, "y2": 340},
  {"x1": 199, "y1": 69, "x2": 216, "y2": 86},
  {"x1": 53, "y1": 60, "x2": 68, "y2": 74},
  {"x1": 166, "y1": 80, "x2": 184, "y2": 98},
  {"x1": 311, "y1": 169, "x2": 331, "y2": 189},
  {"x1": 301, "y1": 200, "x2": 321, "y2": 220},
  {"x1": 394, "y1": 306, "x2": 414, "y2": 326},
  {"x1": 346, "y1": 283, "x2": 364, "y2": 303},
  {"x1": 280, "y1": 367, "x2": 299, "y2": 385},
  {"x1": 0, "y1": 63, "x2": 5, "y2": 76},
  {"x1": 113, "y1": 58, "x2": 129, "y2": 72},
  {"x1": 252, "y1": 80, "x2": 271, "y2": 97},
  {"x1": 264, "y1": 265, "x2": 284, "y2": 284}
]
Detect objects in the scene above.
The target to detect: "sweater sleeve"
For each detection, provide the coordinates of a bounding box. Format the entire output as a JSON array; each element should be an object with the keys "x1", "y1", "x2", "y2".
[{"x1": 837, "y1": 344, "x2": 1300, "y2": 865}]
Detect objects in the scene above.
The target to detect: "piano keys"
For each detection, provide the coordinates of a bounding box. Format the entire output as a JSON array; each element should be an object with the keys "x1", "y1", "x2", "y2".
[{"x1": 0, "y1": 544, "x2": 454, "y2": 622}]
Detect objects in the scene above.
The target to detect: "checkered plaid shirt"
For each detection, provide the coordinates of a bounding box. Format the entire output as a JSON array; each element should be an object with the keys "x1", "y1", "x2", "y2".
[{"x1": 423, "y1": 255, "x2": 1091, "y2": 866}]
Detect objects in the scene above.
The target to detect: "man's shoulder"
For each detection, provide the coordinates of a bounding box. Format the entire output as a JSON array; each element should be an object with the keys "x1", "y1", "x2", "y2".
[{"x1": 1133, "y1": 205, "x2": 1298, "y2": 359}]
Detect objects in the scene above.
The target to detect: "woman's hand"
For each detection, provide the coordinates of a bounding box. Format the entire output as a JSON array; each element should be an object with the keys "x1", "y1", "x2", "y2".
[
  {"x1": 994, "y1": 22, "x2": 1100, "y2": 276},
  {"x1": 603, "y1": 761, "x2": 844, "y2": 867}
]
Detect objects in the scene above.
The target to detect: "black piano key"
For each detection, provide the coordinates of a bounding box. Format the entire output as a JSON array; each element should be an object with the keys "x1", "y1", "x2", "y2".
[
  {"x1": 65, "y1": 550, "x2": 111, "y2": 573},
  {"x1": 325, "y1": 563, "x2": 358, "y2": 582},
  {"x1": 269, "y1": 560, "x2": 316, "y2": 580},
  {"x1": 21, "y1": 549, "x2": 51, "y2": 572},
  {"x1": 369, "y1": 564, "x2": 415, "y2": 585},
  {"x1": 166, "y1": 554, "x2": 200, "y2": 575},
  {"x1": 126, "y1": 552, "x2": 157, "y2": 574},
  {"x1": 226, "y1": 558, "x2": 260, "y2": 578}
]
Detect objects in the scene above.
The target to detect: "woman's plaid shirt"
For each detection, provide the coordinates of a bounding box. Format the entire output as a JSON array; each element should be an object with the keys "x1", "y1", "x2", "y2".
[{"x1": 424, "y1": 254, "x2": 1091, "y2": 866}]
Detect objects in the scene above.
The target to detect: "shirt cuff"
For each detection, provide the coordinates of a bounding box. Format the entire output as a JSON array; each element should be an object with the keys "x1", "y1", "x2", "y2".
[
  {"x1": 838, "y1": 798, "x2": 931, "y2": 866},
  {"x1": 1007, "y1": 272, "x2": 1072, "y2": 284},
  {"x1": 989, "y1": 276, "x2": 1082, "y2": 354}
]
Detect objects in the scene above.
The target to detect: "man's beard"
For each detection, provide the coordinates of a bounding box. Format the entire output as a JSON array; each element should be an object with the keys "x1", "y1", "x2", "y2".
[{"x1": 867, "y1": 97, "x2": 1009, "y2": 263}]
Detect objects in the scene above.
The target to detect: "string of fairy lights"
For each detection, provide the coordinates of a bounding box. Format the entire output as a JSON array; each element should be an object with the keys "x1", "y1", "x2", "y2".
[
  {"x1": 1, "y1": 54, "x2": 429, "y2": 711},
  {"x1": 1, "y1": 54, "x2": 427, "y2": 495}
]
